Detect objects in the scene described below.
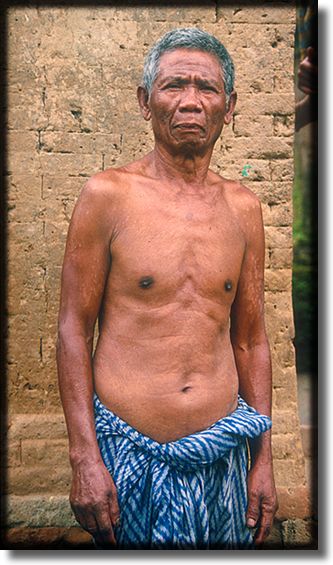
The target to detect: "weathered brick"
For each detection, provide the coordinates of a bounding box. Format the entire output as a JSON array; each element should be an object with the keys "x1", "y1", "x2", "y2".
[
  {"x1": 120, "y1": 128, "x2": 155, "y2": 165},
  {"x1": 276, "y1": 486, "x2": 312, "y2": 520},
  {"x1": 274, "y1": 114, "x2": 295, "y2": 137},
  {"x1": 7, "y1": 264, "x2": 47, "y2": 316},
  {"x1": 271, "y1": 340, "x2": 296, "y2": 369},
  {"x1": 274, "y1": 458, "x2": 307, "y2": 489},
  {"x1": 217, "y1": 4, "x2": 296, "y2": 25},
  {"x1": 268, "y1": 247, "x2": 293, "y2": 269},
  {"x1": 5, "y1": 494, "x2": 76, "y2": 528},
  {"x1": 21, "y1": 439, "x2": 69, "y2": 467},
  {"x1": 111, "y1": 3, "x2": 217, "y2": 23},
  {"x1": 301, "y1": 424, "x2": 318, "y2": 459},
  {"x1": 264, "y1": 269, "x2": 292, "y2": 292},
  {"x1": 219, "y1": 136, "x2": 294, "y2": 160},
  {"x1": 233, "y1": 115, "x2": 274, "y2": 138},
  {"x1": 7, "y1": 131, "x2": 39, "y2": 153},
  {"x1": 41, "y1": 175, "x2": 83, "y2": 201},
  {"x1": 5, "y1": 442, "x2": 22, "y2": 468},
  {"x1": 43, "y1": 221, "x2": 70, "y2": 266},
  {"x1": 40, "y1": 132, "x2": 122, "y2": 155},
  {"x1": 7, "y1": 465, "x2": 71, "y2": 495},
  {"x1": 273, "y1": 383, "x2": 299, "y2": 410},
  {"x1": 7, "y1": 375, "x2": 63, "y2": 414},
  {"x1": 223, "y1": 23, "x2": 293, "y2": 54},
  {"x1": 8, "y1": 414, "x2": 67, "y2": 442},
  {"x1": 6, "y1": 152, "x2": 42, "y2": 176},
  {"x1": 6, "y1": 87, "x2": 47, "y2": 130},
  {"x1": 272, "y1": 409, "x2": 300, "y2": 436},
  {"x1": 100, "y1": 63, "x2": 142, "y2": 92},
  {"x1": 266, "y1": 314, "x2": 294, "y2": 347},
  {"x1": 7, "y1": 366, "x2": 60, "y2": 414},
  {"x1": 265, "y1": 289, "x2": 293, "y2": 314},
  {"x1": 264, "y1": 226, "x2": 292, "y2": 248},
  {"x1": 235, "y1": 159, "x2": 272, "y2": 182},
  {"x1": 39, "y1": 153, "x2": 102, "y2": 178},
  {"x1": 270, "y1": 159, "x2": 294, "y2": 181},
  {"x1": 4, "y1": 526, "x2": 92, "y2": 548},
  {"x1": 282, "y1": 518, "x2": 317, "y2": 548},
  {"x1": 273, "y1": 70, "x2": 295, "y2": 93},
  {"x1": 7, "y1": 221, "x2": 46, "y2": 269},
  {"x1": 262, "y1": 202, "x2": 292, "y2": 227},
  {"x1": 7, "y1": 175, "x2": 43, "y2": 224},
  {"x1": 272, "y1": 364, "x2": 296, "y2": 389},
  {"x1": 80, "y1": 17, "x2": 139, "y2": 51},
  {"x1": 249, "y1": 181, "x2": 291, "y2": 205},
  {"x1": 235, "y1": 93, "x2": 295, "y2": 117},
  {"x1": 272, "y1": 434, "x2": 302, "y2": 460}
]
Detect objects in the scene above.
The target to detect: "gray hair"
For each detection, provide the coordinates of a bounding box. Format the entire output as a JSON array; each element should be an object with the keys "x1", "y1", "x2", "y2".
[{"x1": 142, "y1": 27, "x2": 235, "y2": 99}]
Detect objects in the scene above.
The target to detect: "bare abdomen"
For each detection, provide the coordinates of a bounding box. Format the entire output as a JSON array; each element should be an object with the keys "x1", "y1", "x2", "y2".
[{"x1": 93, "y1": 320, "x2": 239, "y2": 442}]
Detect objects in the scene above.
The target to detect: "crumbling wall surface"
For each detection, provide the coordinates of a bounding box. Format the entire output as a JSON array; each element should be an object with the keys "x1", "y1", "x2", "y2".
[{"x1": 4, "y1": 0, "x2": 313, "y2": 548}]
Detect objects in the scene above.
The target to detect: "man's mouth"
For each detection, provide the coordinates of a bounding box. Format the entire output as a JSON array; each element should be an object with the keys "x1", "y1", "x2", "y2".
[{"x1": 173, "y1": 123, "x2": 204, "y2": 132}]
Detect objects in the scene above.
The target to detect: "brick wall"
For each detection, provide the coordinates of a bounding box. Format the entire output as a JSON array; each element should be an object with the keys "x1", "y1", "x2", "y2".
[{"x1": 4, "y1": 0, "x2": 311, "y2": 542}]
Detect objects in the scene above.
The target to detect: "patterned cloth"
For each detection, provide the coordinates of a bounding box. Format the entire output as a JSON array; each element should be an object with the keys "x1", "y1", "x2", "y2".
[
  {"x1": 94, "y1": 394, "x2": 272, "y2": 549},
  {"x1": 295, "y1": 0, "x2": 317, "y2": 62}
]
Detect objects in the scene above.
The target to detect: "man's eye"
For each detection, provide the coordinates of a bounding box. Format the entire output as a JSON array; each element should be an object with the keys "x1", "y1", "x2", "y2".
[
  {"x1": 201, "y1": 85, "x2": 217, "y2": 92},
  {"x1": 166, "y1": 83, "x2": 181, "y2": 89}
]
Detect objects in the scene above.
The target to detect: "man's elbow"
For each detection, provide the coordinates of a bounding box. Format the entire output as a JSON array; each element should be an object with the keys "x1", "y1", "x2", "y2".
[
  {"x1": 231, "y1": 331, "x2": 270, "y2": 354},
  {"x1": 57, "y1": 315, "x2": 94, "y2": 352}
]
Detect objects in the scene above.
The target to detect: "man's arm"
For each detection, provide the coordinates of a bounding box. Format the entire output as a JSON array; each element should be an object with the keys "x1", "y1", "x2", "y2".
[
  {"x1": 230, "y1": 191, "x2": 278, "y2": 545},
  {"x1": 57, "y1": 177, "x2": 120, "y2": 546}
]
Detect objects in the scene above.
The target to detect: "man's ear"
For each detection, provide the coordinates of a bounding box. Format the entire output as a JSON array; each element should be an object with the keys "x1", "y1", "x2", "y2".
[
  {"x1": 224, "y1": 91, "x2": 237, "y2": 125},
  {"x1": 137, "y1": 86, "x2": 151, "y2": 121}
]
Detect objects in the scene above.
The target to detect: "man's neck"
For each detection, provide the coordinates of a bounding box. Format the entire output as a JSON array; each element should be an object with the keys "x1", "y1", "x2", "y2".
[{"x1": 149, "y1": 144, "x2": 214, "y2": 190}]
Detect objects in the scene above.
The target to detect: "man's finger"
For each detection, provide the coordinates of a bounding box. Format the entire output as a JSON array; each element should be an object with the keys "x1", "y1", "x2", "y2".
[
  {"x1": 253, "y1": 502, "x2": 275, "y2": 545},
  {"x1": 108, "y1": 488, "x2": 120, "y2": 527},
  {"x1": 74, "y1": 507, "x2": 100, "y2": 540},
  {"x1": 306, "y1": 46, "x2": 317, "y2": 64},
  {"x1": 94, "y1": 508, "x2": 117, "y2": 546},
  {"x1": 254, "y1": 524, "x2": 271, "y2": 546},
  {"x1": 246, "y1": 493, "x2": 260, "y2": 528},
  {"x1": 299, "y1": 60, "x2": 317, "y2": 75}
]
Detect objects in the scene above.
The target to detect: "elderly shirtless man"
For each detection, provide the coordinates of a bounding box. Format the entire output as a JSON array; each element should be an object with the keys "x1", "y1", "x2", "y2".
[{"x1": 57, "y1": 28, "x2": 278, "y2": 550}]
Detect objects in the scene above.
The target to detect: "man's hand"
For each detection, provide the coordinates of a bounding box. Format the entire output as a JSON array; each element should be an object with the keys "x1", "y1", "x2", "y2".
[
  {"x1": 246, "y1": 461, "x2": 278, "y2": 546},
  {"x1": 70, "y1": 458, "x2": 120, "y2": 547},
  {"x1": 298, "y1": 47, "x2": 317, "y2": 95}
]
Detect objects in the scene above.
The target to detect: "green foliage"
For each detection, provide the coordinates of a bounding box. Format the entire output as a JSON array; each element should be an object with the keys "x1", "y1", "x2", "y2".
[
  {"x1": 292, "y1": 264, "x2": 317, "y2": 373},
  {"x1": 292, "y1": 144, "x2": 317, "y2": 374}
]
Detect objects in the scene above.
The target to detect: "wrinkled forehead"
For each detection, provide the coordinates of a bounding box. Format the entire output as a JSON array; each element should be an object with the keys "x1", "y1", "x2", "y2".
[{"x1": 156, "y1": 48, "x2": 225, "y2": 83}]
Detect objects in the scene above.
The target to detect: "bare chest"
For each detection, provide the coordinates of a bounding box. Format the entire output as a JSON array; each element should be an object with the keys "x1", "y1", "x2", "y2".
[{"x1": 108, "y1": 186, "x2": 245, "y2": 305}]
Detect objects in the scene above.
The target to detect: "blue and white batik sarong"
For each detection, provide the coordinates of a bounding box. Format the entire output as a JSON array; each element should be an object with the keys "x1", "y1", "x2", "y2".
[{"x1": 94, "y1": 394, "x2": 272, "y2": 550}]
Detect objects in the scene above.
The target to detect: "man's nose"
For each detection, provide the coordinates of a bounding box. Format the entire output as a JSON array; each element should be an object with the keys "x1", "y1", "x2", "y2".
[{"x1": 178, "y1": 86, "x2": 203, "y2": 112}]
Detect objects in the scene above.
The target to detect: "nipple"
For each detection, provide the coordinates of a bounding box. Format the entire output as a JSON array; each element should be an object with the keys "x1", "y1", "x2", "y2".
[
  {"x1": 224, "y1": 279, "x2": 233, "y2": 292},
  {"x1": 139, "y1": 276, "x2": 154, "y2": 289}
]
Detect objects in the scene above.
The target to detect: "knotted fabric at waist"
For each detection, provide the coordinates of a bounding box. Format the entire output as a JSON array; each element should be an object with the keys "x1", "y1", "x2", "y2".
[{"x1": 94, "y1": 395, "x2": 272, "y2": 471}]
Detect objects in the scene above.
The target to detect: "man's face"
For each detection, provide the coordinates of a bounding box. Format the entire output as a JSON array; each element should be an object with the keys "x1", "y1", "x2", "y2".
[{"x1": 139, "y1": 48, "x2": 236, "y2": 155}]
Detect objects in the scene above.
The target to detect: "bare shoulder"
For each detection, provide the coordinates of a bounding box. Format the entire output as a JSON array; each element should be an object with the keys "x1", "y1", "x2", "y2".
[
  {"x1": 79, "y1": 167, "x2": 125, "y2": 202},
  {"x1": 68, "y1": 168, "x2": 130, "y2": 244},
  {"x1": 80, "y1": 159, "x2": 147, "y2": 202},
  {"x1": 220, "y1": 178, "x2": 263, "y2": 229},
  {"x1": 222, "y1": 178, "x2": 261, "y2": 213},
  {"x1": 210, "y1": 173, "x2": 264, "y2": 243}
]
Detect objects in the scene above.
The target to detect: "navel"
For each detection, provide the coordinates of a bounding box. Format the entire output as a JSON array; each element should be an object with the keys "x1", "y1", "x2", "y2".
[
  {"x1": 139, "y1": 276, "x2": 154, "y2": 290},
  {"x1": 224, "y1": 279, "x2": 233, "y2": 292}
]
